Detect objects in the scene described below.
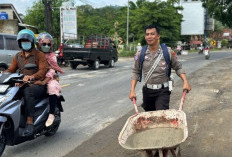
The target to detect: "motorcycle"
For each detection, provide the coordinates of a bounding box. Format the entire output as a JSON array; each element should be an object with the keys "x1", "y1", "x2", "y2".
[
  {"x1": 204, "y1": 48, "x2": 210, "y2": 60},
  {"x1": 0, "y1": 64, "x2": 63, "y2": 156},
  {"x1": 55, "y1": 50, "x2": 69, "y2": 67},
  {"x1": 198, "y1": 49, "x2": 203, "y2": 54}
]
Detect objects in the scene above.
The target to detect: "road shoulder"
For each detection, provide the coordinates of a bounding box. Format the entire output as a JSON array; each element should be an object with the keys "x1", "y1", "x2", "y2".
[{"x1": 64, "y1": 57, "x2": 232, "y2": 157}]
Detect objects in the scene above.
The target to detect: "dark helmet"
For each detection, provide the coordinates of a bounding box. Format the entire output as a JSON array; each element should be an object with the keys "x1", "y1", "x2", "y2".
[{"x1": 17, "y1": 29, "x2": 36, "y2": 49}]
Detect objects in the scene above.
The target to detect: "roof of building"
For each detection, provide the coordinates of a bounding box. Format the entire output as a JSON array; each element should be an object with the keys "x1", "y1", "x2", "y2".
[{"x1": 0, "y1": 3, "x2": 23, "y2": 23}]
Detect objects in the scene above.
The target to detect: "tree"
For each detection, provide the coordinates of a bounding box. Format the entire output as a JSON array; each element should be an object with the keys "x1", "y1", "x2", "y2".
[
  {"x1": 117, "y1": 0, "x2": 183, "y2": 47},
  {"x1": 77, "y1": 5, "x2": 119, "y2": 37},
  {"x1": 23, "y1": 0, "x2": 183, "y2": 48},
  {"x1": 201, "y1": 0, "x2": 232, "y2": 28},
  {"x1": 23, "y1": 0, "x2": 67, "y2": 48}
]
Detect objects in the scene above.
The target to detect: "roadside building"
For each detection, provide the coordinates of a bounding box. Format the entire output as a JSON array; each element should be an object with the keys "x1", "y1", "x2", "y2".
[{"x1": 0, "y1": 3, "x2": 38, "y2": 35}]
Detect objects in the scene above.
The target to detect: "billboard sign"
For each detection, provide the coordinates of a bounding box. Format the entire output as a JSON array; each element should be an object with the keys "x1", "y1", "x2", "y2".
[
  {"x1": 60, "y1": 7, "x2": 77, "y2": 41},
  {"x1": 181, "y1": 2, "x2": 204, "y2": 35}
]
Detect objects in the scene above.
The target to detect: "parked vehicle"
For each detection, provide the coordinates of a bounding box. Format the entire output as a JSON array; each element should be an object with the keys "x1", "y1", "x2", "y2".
[
  {"x1": 63, "y1": 35, "x2": 118, "y2": 70},
  {"x1": 0, "y1": 33, "x2": 20, "y2": 72},
  {"x1": 0, "y1": 64, "x2": 64, "y2": 156}
]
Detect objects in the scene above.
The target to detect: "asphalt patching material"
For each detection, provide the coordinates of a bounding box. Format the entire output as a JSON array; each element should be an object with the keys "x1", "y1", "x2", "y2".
[{"x1": 124, "y1": 127, "x2": 184, "y2": 149}]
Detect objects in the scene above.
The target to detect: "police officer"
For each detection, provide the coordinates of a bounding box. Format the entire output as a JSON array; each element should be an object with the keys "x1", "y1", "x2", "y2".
[
  {"x1": 129, "y1": 24, "x2": 191, "y2": 157},
  {"x1": 129, "y1": 24, "x2": 191, "y2": 111}
]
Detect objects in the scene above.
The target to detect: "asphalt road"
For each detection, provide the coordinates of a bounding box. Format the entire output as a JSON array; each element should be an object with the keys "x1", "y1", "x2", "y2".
[{"x1": 2, "y1": 50, "x2": 232, "y2": 157}]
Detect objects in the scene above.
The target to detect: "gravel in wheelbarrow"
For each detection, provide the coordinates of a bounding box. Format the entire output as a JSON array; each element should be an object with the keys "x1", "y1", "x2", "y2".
[{"x1": 118, "y1": 109, "x2": 188, "y2": 150}]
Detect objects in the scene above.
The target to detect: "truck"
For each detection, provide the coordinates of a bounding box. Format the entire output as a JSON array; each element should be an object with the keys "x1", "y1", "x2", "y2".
[{"x1": 63, "y1": 35, "x2": 118, "y2": 70}]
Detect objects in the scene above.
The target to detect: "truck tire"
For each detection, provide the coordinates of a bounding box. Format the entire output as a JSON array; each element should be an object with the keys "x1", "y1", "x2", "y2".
[
  {"x1": 93, "y1": 60, "x2": 100, "y2": 70},
  {"x1": 70, "y1": 62, "x2": 78, "y2": 69},
  {"x1": 108, "y1": 58, "x2": 115, "y2": 68}
]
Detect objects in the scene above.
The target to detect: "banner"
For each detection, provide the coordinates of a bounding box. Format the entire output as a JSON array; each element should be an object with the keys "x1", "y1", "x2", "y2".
[
  {"x1": 60, "y1": 7, "x2": 77, "y2": 41},
  {"x1": 181, "y1": 2, "x2": 204, "y2": 35}
]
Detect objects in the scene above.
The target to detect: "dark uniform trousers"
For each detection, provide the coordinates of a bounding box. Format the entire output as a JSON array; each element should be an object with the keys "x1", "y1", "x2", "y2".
[{"x1": 142, "y1": 86, "x2": 171, "y2": 111}]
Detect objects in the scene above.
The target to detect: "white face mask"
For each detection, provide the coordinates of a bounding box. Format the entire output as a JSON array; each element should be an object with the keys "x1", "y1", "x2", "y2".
[
  {"x1": 41, "y1": 45, "x2": 51, "y2": 53},
  {"x1": 21, "y1": 42, "x2": 32, "y2": 51}
]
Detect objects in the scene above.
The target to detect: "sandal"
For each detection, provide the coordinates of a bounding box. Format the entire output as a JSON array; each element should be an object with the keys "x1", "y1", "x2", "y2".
[{"x1": 45, "y1": 114, "x2": 55, "y2": 127}]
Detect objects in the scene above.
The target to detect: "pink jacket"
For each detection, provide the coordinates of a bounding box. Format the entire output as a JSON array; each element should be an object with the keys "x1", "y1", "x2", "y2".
[{"x1": 47, "y1": 79, "x2": 61, "y2": 96}]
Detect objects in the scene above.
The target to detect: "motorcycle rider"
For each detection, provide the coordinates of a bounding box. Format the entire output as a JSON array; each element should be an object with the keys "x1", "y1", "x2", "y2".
[
  {"x1": 176, "y1": 45, "x2": 182, "y2": 55},
  {"x1": 5, "y1": 29, "x2": 48, "y2": 136},
  {"x1": 35, "y1": 32, "x2": 64, "y2": 127}
]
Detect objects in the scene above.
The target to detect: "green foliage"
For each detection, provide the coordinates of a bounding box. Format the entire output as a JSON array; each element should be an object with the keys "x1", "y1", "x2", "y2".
[
  {"x1": 221, "y1": 39, "x2": 228, "y2": 47},
  {"x1": 118, "y1": 50, "x2": 136, "y2": 57},
  {"x1": 77, "y1": 5, "x2": 119, "y2": 37},
  {"x1": 201, "y1": 0, "x2": 232, "y2": 28},
  {"x1": 23, "y1": 0, "x2": 67, "y2": 48},
  {"x1": 23, "y1": 0, "x2": 183, "y2": 48}
]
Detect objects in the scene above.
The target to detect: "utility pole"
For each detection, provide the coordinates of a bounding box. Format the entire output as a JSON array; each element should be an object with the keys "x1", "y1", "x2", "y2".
[
  {"x1": 204, "y1": 8, "x2": 208, "y2": 48},
  {"x1": 42, "y1": 0, "x2": 52, "y2": 33},
  {"x1": 126, "y1": 0, "x2": 129, "y2": 47}
]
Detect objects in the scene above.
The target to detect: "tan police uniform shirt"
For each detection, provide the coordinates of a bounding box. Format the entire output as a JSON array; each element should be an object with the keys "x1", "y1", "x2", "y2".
[{"x1": 132, "y1": 45, "x2": 185, "y2": 84}]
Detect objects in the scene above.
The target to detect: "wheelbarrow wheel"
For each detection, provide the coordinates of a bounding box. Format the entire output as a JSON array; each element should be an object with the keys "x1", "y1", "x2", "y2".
[
  {"x1": 177, "y1": 147, "x2": 181, "y2": 157},
  {"x1": 140, "y1": 150, "x2": 168, "y2": 157},
  {"x1": 170, "y1": 146, "x2": 181, "y2": 157}
]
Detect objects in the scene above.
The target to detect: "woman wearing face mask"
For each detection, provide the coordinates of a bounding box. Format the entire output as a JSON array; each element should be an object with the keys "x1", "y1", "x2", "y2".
[{"x1": 35, "y1": 32, "x2": 64, "y2": 127}]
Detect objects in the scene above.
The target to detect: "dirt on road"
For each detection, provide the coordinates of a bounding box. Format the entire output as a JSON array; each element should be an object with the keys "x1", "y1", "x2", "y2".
[{"x1": 65, "y1": 57, "x2": 232, "y2": 157}]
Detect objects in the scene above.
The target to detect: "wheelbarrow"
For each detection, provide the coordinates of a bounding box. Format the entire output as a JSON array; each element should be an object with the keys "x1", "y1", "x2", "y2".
[{"x1": 118, "y1": 91, "x2": 188, "y2": 157}]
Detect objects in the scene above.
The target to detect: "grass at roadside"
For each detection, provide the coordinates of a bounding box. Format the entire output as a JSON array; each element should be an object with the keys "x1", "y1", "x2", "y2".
[{"x1": 118, "y1": 50, "x2": 136, "y2": 57}]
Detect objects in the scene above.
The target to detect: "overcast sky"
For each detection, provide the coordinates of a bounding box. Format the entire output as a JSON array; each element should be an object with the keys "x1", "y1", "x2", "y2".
[{"x1": 0, "y1": 0, "x2": 151, "y2": 15}]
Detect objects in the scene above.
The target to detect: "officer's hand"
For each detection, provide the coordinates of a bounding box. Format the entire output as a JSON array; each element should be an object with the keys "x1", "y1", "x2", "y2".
[
  {"x1": 129, "y1": 90, "x2": 136, "y2": 101},
  {"x1": 183, "y1": 82, "x2": 191, "y2": 93},
  {"x1": 23, "y1": 75, "x2": 35, "y2": 83}
]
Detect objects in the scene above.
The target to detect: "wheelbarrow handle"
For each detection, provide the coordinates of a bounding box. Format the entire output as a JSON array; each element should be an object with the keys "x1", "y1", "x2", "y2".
[
  {"x1": 132, "y1": 99, "x2": 139, "y2": 114},
  {"x1": 179, "y1": 89, "x2": 188, "y2": 111}
]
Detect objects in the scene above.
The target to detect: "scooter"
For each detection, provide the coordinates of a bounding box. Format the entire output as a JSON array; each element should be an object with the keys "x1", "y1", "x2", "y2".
[
  {"x1": 204, "y1": 48, "x2": 210, "y2": 60},
  {"x1": 198, "y1": 49, "x2": 203, "y2": 54},
  {"x1": 0, "y1": 64, "x2": 63, "y2": 156},
  {"x1": 55, "y1": 50, "x2": 69, "y2": 67}
]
